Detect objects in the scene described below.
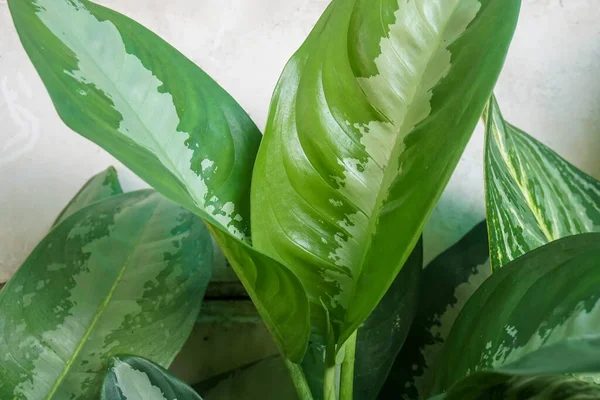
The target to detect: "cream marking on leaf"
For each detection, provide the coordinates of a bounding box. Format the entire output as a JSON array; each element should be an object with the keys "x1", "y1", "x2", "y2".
[
  {"x1": 34, "y1": 0, "x2": 247, "y2": 241},
  {"x1": 112, "y1": 360, "x2": 169, "y2": 400},
  {"x1": 330, "y1": 0, "x2": 481, "y2": 277}
]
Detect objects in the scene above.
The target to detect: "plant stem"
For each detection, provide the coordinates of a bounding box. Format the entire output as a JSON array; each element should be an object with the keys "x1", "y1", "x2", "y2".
[
  {"x1": 323, "y1": 345, "x2": 337, "y2": 400},
  {"x1": 339, "y1": 330, "x2": 357, "y2": 400},
  {"x1": 284, "y1": 358, "x2": 314, "y2": 400}
]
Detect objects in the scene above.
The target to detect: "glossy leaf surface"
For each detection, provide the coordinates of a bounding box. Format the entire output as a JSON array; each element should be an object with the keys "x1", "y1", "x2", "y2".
[
  {"x1": 54, "y1": 166, "x2": 123, "y2": 226},
  {"x1": 385, "y1": 221, "x2": 490, "y2": 399},
  {"x1": 251, "y1": 0, "x2": 521, "y2": 342},
  {"x1": 0, "y1": 190, "x2": 212, "y2": 399},
  {"x1": 102, "y1": 355, "x2": 202, "y2": 400},
  {"x1": 484, "y1": 96, "x2": 600, "y2": 270},
  {"x1": 8, "y1": 0, "x2": 310, "y2": 361},
  {"x1": 430, "y1": 233, "x2": 600, "y2": 395}
]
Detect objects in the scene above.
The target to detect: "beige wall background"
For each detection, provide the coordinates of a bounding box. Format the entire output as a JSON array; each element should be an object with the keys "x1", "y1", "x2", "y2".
[{"x1": 1, "y1": 0, "x2": 599, "y2": 281}]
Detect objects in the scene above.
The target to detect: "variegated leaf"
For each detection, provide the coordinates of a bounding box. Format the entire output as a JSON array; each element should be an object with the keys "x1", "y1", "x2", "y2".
[
  {"x1": 437, "y1": 373, "x2": 600, "y2": 400},
  {"x1": 53, "y1": 166, "x2": 123, "y2": 226},
  {"x1": 429, "y1": 233, "x2": 600, "y2": 396},
  {"x1": 484, "y1": 95, "x2": 600, "y2": 270},
  {"x1": 250, "y1": 0, "x2": 520, "y2": 343},
  {"x1": 383, "y1": 221, "x2": 490, "y2": 399},
  {"x1": 0, "y1": 190, "x2": 212, "y2": 399},
  {"x1": 8, "y1": 0, "x2": 310, "y2": 361},
  {"x1": 101, "y1": 355, "x2": 202, "y2": 400}
]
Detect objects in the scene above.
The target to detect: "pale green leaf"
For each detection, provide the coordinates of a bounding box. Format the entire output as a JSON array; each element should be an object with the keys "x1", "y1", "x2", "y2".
[
  {"x1": 429, "y1": 233, "x2": 600, "y2": 396},
  {"x1": 250, "y1": 0, "x2": 520, "y2": 344},
  {"x1": 8, "y1": 0, "x2": 310, "y2": 361},
  {"x1": 484, "y1": 95, "x2": 600, "y2": 270},
  {"x1": 0, "y1": 190, "x2": 212, "y2": 399},
  {"x1": 384, "y1": 221, "x2": 490, "y2": 399},
  {"x1": 101, "y1": 355, "x2": 202, "y2": 400},
  {"x1": 53, "y1": 166, "x2": 123, "y2": 226}
]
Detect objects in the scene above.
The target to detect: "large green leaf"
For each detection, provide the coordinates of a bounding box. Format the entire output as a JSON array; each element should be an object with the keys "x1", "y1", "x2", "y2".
[
  {"x1": 0, "y1": 190, "x2": 212, "y2": 399},
  {"x1": 383, "y1": 221, "x2": 490, "y2": 399},
  {"x1": 250, "y1": 0, "x2": 521, "y2": 343},
  {"x1": 8, "y1": 0, "x2": 310, "y2": 361},
  {"x1": 53, "y1": 166, "x2": 123, "y2": 226},
  {"x1": 484, "y1": 96, "x2": 600, "y2": 270},
  {"x1": 102, "y1": 355, "x2": 202, "y2": 400},
  {"x1": 429, "y1": 233, "x2": 600, "y2": 396}
]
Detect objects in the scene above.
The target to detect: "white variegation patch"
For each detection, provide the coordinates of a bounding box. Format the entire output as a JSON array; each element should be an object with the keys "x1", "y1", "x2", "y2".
[
  {"x1": 332, "y1": 0, "x2": 482, "y2": 275},
  {"x1": 112, "y1": 360, "x2": 168, "y2": 400},
  {"x1": 408, "y1": 260, "x2": 490, "y2": 398},
  {"x1": 34, "y1": 0, "x2": 247, "y2": 241}
]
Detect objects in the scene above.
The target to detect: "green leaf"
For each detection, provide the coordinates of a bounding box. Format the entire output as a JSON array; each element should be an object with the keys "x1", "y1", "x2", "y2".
[
  {"x1": 438, "y1": 373, "x2": 600, "y2": 400},
  {"x1": 102, "y1": 355, "x2": 202, "y2": 400},
  {"x1": 53, "y1": 166, "x2": 123, "y2": 226},
  {"x1": 382, "y1": 221, "x2": 490, "y2": 399},
  {"x1": 354, "y1": 239, "x2": 422, "y2": 399},
  {"x1": 484, "y1": 95, "x2": 600, "y2": 270},
  {"x1": 8, "y1": 0, "x2": 310, "y2": 361},
  {"x1": 0, "y1": 190, "x2": 212, "y2": 398},
  {"x1": 429, "y1": 233, "x2": 600, "y2": 396},
  {"x1": 250, "y1": 0, "x2": 521, "y2": 343}
]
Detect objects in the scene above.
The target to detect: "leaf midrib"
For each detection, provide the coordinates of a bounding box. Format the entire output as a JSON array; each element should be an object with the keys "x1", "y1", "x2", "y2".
[
  {"x1": 490, "y1": 122, "x2": 555, "y2": 243},
  {"x1": 45, "y1": 199, "x2": 160, "y2": 399}
]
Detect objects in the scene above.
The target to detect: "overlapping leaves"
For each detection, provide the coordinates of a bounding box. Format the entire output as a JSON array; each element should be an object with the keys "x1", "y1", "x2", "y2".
[
  {"x1": 0, "y1": 189, "x2": 212, "y2": 398},
  {"x1": 429, "y1": 233, "x2": 600, "y2": 397},
  {"x1": 8, "y1": 0, "x2": 309, "y2": 361}
]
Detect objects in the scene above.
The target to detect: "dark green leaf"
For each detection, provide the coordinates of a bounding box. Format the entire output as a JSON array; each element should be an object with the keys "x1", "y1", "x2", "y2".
[
  {"x1": 101, "y1": 355, "x2": 202, "y2": 400},
  {"x1": 53, "y1": 166, "x2": 123, "y2": 226},
  {"x1": 354, "y1": 239, "x2": 422, "y2": 399},
  {"x1": 8, "y1": 0, "x2": 310, "y2": 361},
  {"x1": 250, "y1": 0, "x2": 521, "y2": 344},
  {"x1": 484, "y1": 95, "x2": 600, "y2": 270},
  {"x1": 429, "y1": 233, "x2": 600, "y2": 396},
  {"x1": 384, "y1": 221, "x2": 490, "y2": 399},
  {"x1": 0, "y1": 190, "x2": 212, "y2": 398}
]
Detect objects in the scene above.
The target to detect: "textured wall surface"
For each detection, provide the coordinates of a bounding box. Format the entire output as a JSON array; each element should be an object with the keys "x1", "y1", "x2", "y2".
[{"x1": 1, "y1": 0, "x2": 599, "y2": 280}]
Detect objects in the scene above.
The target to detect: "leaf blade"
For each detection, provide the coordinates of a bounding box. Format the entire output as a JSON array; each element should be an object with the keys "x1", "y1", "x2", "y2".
[
  {"x1": 251, "y1": 0, "x2": 521, "y2": 343},
  {"x1": 484, "y1": 95, "x2": 600, "y2": 270}
]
